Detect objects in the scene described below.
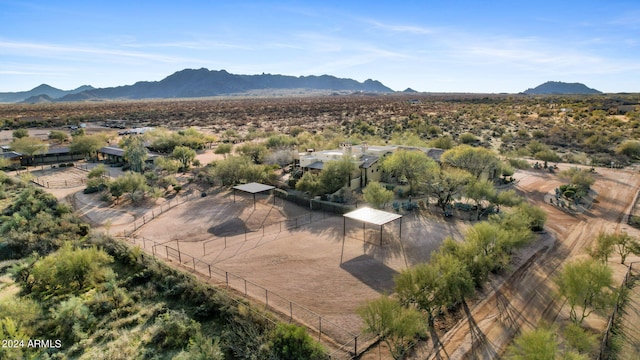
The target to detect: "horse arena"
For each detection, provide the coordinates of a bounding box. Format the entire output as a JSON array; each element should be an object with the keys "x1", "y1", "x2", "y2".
[{"x1": 124, "y1": 190, "x2": 467, "y2": 356}]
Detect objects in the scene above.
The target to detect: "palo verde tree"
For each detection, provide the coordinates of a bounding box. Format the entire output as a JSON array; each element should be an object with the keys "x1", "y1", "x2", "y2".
[
  {"x1": 236, "y1": 142, "x2": 268, "y2": 164},
  {"x1": 424, "y1": 167, "x2": 473, "y2": 213},
  {"x1": 12, "y1": 128, "x2": 29, "y2": 139},
  {"x1": 505, "y1": 326, "x2": 559, "y2": 360},
  {"x1": 363, "y1": 181, "x2": 394, "y2": 209},
  {"x1": 120, "y1": 135, "x2": 148, "y2": 173},
  {"x1": 214, "y1": 143, "x2": 233, "y2": 159},
  {"x1": 610, "y1": 231, "x2": 640, "y2": 264},
  {"x1": 464, "y1": 179, "x2": 497, "y2": 220},
  {"x1": 295, "y1": 171, "x2": 323, "y2": 196},
  {"x1": 554, "y1": 258, "x2": 615, "y2": 325},
  {"x1": 381, "y1": 149, "x2": 437, "y2": 194},
  {"x1": 395, "y1": 250, "x2": 474, "y2": 323},
  {"x1": 357, "y1": 295, "x2": 426, "y2": 360},
  {"x1": 318, "y1": 156, "x2": 356, "y2": 194},
  {"x1": 10, "y1": 137, "x2": 48, "y2": 166},
  {"x1": 109, "y1": 171, "x2": 149, "y2": 204},
  {"x1": 394, "y1": 261, "x2": 442, "y2": 323},
  {"x1": 440, "y1": 145, "x2": 501, "y2": 180},
  {"x1": 588, "y1": 232, "x2": 616, "y2": 264},
  {"x1": 70, "y1": 134, "x2": 107, "y2": 161},
  {"x1": 171, "y1": 145, "x2": 196, "y2": 171}
]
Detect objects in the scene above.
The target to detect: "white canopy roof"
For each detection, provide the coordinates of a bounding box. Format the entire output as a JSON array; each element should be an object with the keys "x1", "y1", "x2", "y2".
[
  {"x1": 343, "y1": 207, "x2": 402, "y2": 226},
  {"x1": 232, "y1": 182, "x2": 275, "y2": 194}
]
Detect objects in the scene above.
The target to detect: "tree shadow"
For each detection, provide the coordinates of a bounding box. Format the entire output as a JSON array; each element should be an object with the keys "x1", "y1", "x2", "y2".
[
  {"x1": 462, "y1": 300, "x2": 499, "y2": 359},
  {"x1": 428, "y1": 325, "x2": 450, "y2": 360},
  {"x1": 492, "y1": 283, "x2": 536, "y2": 335}
]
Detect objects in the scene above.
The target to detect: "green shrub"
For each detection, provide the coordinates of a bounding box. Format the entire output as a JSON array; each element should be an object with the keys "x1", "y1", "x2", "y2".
[
  {"x1": 150, "y1": 310, "x2": 200, "y2": 350},
  {"x1": 508, "y1": 158, "x2": 531, "y2": 169},
  {"x1": 269, "y1": 323, "x2": 326, "y2": 360}
]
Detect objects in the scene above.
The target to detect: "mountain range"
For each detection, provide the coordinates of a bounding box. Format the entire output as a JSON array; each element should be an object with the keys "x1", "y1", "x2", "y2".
[
  {"x1": 1, "y1": 72, "x2": 607, "y2": 103},
  {"x1": 0, "y1": 84, "x2": 95, "y2": 103},
  {"x1": 1, "y1": 68, "x2": 394, "y2": 103},
  {"x1": 522, "y1": 81, "x2": 602, "y2": 95}
]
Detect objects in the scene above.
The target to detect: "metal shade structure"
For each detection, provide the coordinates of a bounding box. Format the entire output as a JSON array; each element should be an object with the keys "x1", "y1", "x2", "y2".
[
  {"x1": 341, "y1": 206, "x2": 406, "y2": 266},
  {"x1": 232, "y1": 182, "x2": 276, "y2": 209}
]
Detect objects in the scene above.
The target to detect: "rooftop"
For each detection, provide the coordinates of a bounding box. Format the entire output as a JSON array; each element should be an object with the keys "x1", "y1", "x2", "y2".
[{"x1": 343, "y1": 207, "x2": 402, "y2": 226}]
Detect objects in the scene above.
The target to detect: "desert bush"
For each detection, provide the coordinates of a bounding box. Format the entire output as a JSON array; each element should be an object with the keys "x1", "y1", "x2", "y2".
[
  {"x1": 459, "y1": 132, "x2": 478, "y2": 144},
  {"x1": 28, "y1": 243, "x2": 114, "y2": 299},
  {"x1": 150, "y1": 309, "x2": 200, "y2": 350},
  {"x1": 534, "y1": 149, "x2": 561, "y2": 162},
  {"x1": 428, "y1": 135, "x2": 454, "y2": 149},
  {"x1": 50, "y1": 296, "x2": 97, "y2": 343},
  {"x1": 268, "y1": 323, "x2": 327, "y2": 360},
  {"x1": 363, "y1": 181, "x2": 394, "y2": 209},
  {"x1": 616, "y1": 140, "x2": 640, "y2": 159},
  {"x1": 508, "y1": 158, "x2": 531, "y2": 169},
  {"x1": 559, "y1": 167, "x2": 595, "y2": 193}
]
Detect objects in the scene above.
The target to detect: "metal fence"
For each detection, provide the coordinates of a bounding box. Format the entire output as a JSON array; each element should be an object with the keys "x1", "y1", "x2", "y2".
[
  {"x1": 598, "y1": 261, "x2": 638, "y2": 359},
  {"x1": 202, "y1": 210, "x2": 333, "y2": 256},
  {"x1": 119, "y1": 233, "x2": 377, "y2": 359},
  {"x1": 120, "y1": 192, "x2": 197, "y2": 236}
]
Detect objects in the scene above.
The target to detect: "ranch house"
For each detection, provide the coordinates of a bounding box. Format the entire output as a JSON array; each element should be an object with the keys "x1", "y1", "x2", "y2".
[{"x1": 296, "y1": 143, "x2": 444, "y2": 190}]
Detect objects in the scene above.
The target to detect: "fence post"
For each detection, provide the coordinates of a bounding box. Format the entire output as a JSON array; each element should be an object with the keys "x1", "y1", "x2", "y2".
[
  {"x1": 142, "y1": 237, "x2": 146, "y2": 249},
  {"x1": 354, "y1": 335, "x2": 358, "y2": 356},
  {"x1": 265, "y1": 289, "x2": 269, "y2": 308},
  {"x1": 208, "y1": 264, "x2": 211, "y2": 278},
  {"x1": 244, "y1": 279, "x2": 247, "y2": 295},
  {"x1": 165, "y1": 246, "x2": 169, "y2": 259},
  {"x1": 290, "y1": 302, "x2": 293, "y2": 322},
  {"x1": 225, "y1": 272, "x2": 229, "y2": 288},
  {"x1": 319, "y1": 316, "x2": 322, "y2": 341},
  {"x1": 193, "y1": 257, "x2": 196, "y2": 271}
]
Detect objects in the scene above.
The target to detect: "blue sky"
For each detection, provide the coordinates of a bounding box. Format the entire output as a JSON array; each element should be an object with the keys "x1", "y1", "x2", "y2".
[{"x1": 1, "y1": 0, "x2": 639, "y2": 93}]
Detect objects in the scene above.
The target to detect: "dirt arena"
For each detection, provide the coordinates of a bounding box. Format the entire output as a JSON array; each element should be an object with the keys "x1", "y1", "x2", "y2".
[{"x1": 130, "y1": 190, "x2": 469, "y2": 349}]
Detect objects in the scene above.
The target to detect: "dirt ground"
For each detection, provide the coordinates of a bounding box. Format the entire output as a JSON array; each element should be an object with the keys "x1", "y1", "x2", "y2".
[{"x1": 129, "y1": 190, "x2": 470, "y2": 351}]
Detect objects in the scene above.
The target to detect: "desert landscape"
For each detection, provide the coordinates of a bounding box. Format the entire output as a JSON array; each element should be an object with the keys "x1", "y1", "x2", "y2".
[{"x1": 2, "y1": 91, "x2": 640, "y2": 359}]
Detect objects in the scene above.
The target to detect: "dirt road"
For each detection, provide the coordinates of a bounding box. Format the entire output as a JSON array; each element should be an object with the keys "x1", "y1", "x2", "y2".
[{"x1": 420, "y1": 166, "x2": 640, "y2": 359}]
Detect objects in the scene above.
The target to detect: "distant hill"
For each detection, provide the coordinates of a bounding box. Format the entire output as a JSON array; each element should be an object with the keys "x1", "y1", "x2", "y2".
[
  {"x1": 523, "y1": 81, "x2": 602, "y2": 95},
  {"x1": 0, "y1": 84, "x2": 94, "y2": 103},
  {"x1": 0, "y1": 68, "x2": 395, "y2": 103},
  {"x1": 20, "y1": 94, "x2": 54, "y2": 104},
  {"x1": 403, "y1": 88, "x2": 418, "y2": 93}
]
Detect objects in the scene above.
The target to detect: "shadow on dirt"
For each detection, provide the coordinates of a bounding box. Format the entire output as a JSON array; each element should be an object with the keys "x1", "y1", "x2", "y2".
[
  {"x1": 208, "y1": 217, "x2": 251, "y2": 237},
  {"x1": 340, "y1": 254, "x2": 398, "y2": 293},
  {"x1": 462, "y1": 300, "x2": 499, "y2": 359}
]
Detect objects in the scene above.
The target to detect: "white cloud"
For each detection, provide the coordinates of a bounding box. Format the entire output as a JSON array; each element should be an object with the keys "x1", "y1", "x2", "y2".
[
  {"x1": 0, "y1": 40, "x2": 208, "y2": 64},
  {"x1": 364, "y1": 19, "x2": 435, "y2": 35}
]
